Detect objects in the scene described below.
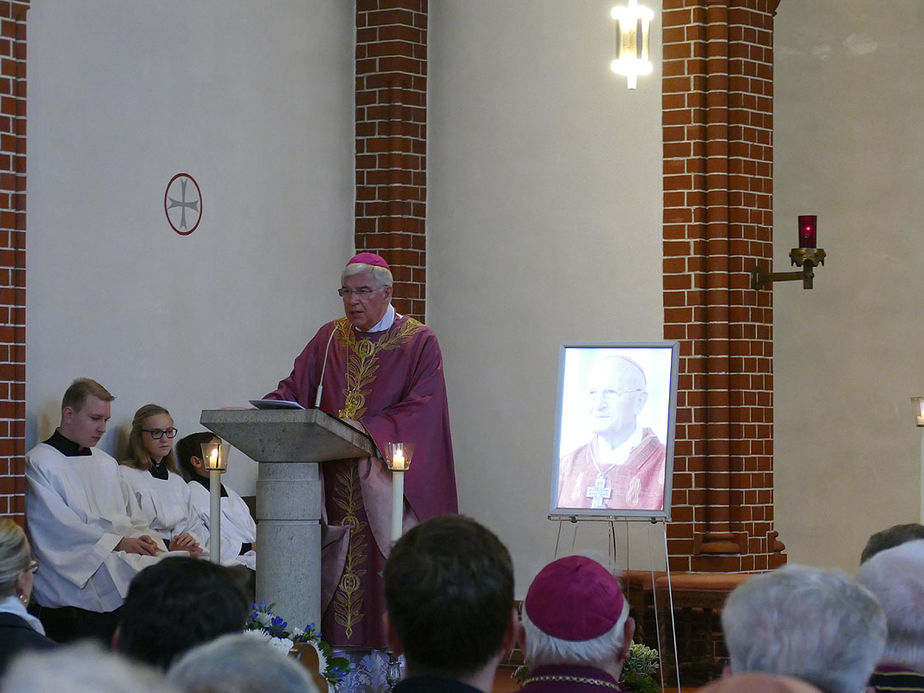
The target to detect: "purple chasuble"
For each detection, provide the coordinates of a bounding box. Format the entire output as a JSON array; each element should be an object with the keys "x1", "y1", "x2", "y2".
[{"x1": 265, "y1": 314, "x2": 458, "y2": 647}]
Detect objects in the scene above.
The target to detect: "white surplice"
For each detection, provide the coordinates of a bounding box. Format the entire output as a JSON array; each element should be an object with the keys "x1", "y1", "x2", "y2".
[
  {"x1": 118, "y1": 466, "x2": 208, "y2": 549},
  {"x1": 25, "y1": 443, "x2": 169, "y2": 612},
  {"x1": 187, "y1": 479, "x2": 256, "y2": 570}
]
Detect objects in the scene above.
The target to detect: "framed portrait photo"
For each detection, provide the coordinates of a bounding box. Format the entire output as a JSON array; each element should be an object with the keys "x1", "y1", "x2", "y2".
[{"x1": 550, "y1": 341, "x2": 679, "y2": 520}]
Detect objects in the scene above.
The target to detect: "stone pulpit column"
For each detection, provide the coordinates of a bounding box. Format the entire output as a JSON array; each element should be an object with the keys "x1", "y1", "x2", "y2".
[{"x1": 200, "y1": 409, "x2": 374, "y2": 628}]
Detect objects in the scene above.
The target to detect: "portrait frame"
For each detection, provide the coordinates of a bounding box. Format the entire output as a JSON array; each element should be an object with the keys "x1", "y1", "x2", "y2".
[{"x1": 550, "y1": 341, "x2": 679, "y2": 520}]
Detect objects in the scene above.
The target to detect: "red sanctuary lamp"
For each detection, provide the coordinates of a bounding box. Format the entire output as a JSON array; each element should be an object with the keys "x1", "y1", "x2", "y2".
[
  {"x1": 751, "y1": 214, "x2": 827, "y2": 290},
  {"x1": 798, "y1": 215, "x2": 817, "y2": 249}
]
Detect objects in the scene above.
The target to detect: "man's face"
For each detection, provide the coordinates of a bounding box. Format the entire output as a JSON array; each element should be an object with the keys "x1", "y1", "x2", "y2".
[
  {"x1": 587, "y1": 359, "x2": 648, "y2": 437},
  {"x1": 341, "y1": 271, "x2": 393, "y2": 331},
  {"x1": 61, "y1": 395, "x2": 111, "y2": 449}
]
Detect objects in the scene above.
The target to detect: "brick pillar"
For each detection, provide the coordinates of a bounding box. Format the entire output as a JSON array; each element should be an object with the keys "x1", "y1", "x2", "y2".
[
  {"x1": 663, "y1": 0, "x2": 785, "y2": 573},
  {"x1": 355, "y1": 0, "x2": 427, "y2": 321},
  {"x1": 0, "y1": 1, "x2": 27, "y2": 523}
]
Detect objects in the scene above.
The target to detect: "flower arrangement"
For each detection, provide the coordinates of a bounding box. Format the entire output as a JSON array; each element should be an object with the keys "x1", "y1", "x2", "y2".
[{"x1": 245, "y1": 601, "x2": 351, "y2": 687}]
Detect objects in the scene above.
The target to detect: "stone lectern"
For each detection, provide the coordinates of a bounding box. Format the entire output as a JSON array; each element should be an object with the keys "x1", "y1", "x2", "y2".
[{"x1": 200, "y1": 409, "x2": 375, "y2": 629}]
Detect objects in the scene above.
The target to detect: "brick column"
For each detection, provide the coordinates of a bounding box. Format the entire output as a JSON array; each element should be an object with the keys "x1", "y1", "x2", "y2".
[
  {"x1": 355, "y1": 0, "x2": 427, "y2": 321},
  {"x1": 0, "y1": 1, "x2": 27, "y2": 523},
  {"x1": 663, "y1": 0, "x2": 785, "y2": 572}
]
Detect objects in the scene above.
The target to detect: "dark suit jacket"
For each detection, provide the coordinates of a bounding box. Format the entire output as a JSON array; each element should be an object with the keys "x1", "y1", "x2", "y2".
[{"x1": 0, "y1": 611, "x2": 56, "y2": 675}]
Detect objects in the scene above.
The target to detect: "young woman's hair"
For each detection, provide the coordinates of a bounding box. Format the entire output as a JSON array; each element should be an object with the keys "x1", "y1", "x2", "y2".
[
  {"x1": 175, "y1": 431, "x2": 218, "y2": 482},
  {"x1": 0, "y1": 518, "x2": 32, "y2": 597},
  {"x1": 121, "y1": 404, "x2": 178, "y2": 473}
]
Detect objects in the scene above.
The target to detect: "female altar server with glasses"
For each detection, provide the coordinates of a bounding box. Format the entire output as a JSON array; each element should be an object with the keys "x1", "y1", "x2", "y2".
[{"x1": 118, "y1": 405, "x2": 206, "y2": 556}]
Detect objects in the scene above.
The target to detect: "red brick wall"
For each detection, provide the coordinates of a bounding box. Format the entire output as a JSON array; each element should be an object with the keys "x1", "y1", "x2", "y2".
[
  {"x1": 355, "y1": 0, "x2": 427, "y2": 321},
  {"x1": 663, "y1": 0, "x2": 785, "y2": 572},
  {"x1": 0, "y1": 1, "x2": 27, "y2": 523}
]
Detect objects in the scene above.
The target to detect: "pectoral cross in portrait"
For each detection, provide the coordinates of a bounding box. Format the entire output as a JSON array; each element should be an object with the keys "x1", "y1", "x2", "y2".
[{"x1": 586, "y1": 476, "x2": 612, "y2": 509}]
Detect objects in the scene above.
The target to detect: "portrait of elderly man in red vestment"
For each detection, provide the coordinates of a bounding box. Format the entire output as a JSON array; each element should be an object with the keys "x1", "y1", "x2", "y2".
[
  {"x1": 262, "y1": 252, "x2": 458, "y2": 650},
  {"x1": 557, "y1": 354, "x2": 666, "y2": 512}
]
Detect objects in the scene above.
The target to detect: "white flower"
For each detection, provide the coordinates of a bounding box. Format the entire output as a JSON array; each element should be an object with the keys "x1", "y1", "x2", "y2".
[
  {"x1": 268, "y1": 636, "x2": 294, "y2": 653},
  {"x1": 242, "y1": 629, "x2": 272, "y2": 644}
]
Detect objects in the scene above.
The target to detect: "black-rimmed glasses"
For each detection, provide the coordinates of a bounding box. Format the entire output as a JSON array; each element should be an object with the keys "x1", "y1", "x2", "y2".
[{"x1": 142, "y1": 427, "x2": 178, "y2": 440}]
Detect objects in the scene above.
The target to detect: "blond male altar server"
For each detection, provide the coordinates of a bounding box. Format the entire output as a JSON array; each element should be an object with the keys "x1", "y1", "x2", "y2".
[
  {"x1": 25, "y1": 378, "x2": 168, "y2": 643},
  {"x1": 263, "y1": 252, "x2": 457, "y2": 649}
]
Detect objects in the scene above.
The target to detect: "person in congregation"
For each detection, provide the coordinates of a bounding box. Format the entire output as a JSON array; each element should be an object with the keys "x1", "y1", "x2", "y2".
[
  {"x1": 517, "y1": 554, "x2": 636, "y2": 692},
  {"x1": 262, "y1": 251, "x2": 457, "y2": 649},
  {"x1": 557, "y1": 355, "x2": 666, "y2": 511},
  {"x1": 0, "y1": 519, "x2": 55, "y2": 675},
  {"x1": 25, "y1": 378, "x2": 167, "y2": 643},
  {"x1": 176, "y1": 431, "x2": 256, "y2": 571},
  {"x1": 113, "y1": 556, "x2": 249, "y2": 670},
  {"x1": 855, "y1": 539, "x2": 924, "y2": 692},
  {"x1": 118, "y1": 404, "x2": 205, "y2": 556},
  {"x1": 382, "y1": 515, "x2": 518, "y2": 693},
  {"x1": 720, "y1": 564, "x2": 886, "y2": 693},
  {"x1": 859, "y1": 522, "x2": 924, "y2": 564},
  {"x1": 2, "y1": 641, "x2": 179, "y2": 693},
  {"x1": 167, "y1": 633, "x2": 319, "y2": 693}
]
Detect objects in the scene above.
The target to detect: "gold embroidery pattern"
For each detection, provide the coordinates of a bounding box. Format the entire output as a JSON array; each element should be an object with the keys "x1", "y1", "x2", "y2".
[
  {"x1": 332, "y1": 461, "x2": 366, "y2": 639},
  {"x1": 334, "y1": 317, "x2": 424, "y2": 419}
]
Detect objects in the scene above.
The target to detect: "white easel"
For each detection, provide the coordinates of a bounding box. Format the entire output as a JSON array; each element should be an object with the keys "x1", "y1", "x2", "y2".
[{"x1": 548, "y1": 513, "x2": 684, "y2": 693}]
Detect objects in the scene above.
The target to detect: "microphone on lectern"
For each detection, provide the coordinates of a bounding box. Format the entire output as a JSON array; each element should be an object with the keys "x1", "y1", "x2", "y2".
[{"x1": 314, "y1": 324, "x2": 339, "y2": 409}]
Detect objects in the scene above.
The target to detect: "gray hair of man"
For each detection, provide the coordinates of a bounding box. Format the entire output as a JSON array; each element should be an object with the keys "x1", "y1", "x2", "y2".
[
  {"x1": 721, "y1": 564, "x2": 886, "y2": 693},
  {"x1": 522, "y1": 594, "x2": 630, "y2": 668},
  {"x1": 855, "y1": 538, "x2": 924, "y2": 671},
  {"x1": 342, "y1": 261, "x2": 393, "y2": 288},
  {"x1": 167, "y1": 633, "x2": 319, "y2": 693},
  {"x1": 1, "y1": 642, "x2": 178, "y2": 693}
]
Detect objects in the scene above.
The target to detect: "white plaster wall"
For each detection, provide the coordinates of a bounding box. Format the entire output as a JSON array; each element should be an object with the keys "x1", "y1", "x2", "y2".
[
  {"x1": 26, "y1": 0, "x2": 355, "y2": 494},
  {"x1": 429, "y1": 1, "x2": 665, "y2": 594},
  {"x1": 774, "y1": 1, "x2": 924, "y2": 570}
]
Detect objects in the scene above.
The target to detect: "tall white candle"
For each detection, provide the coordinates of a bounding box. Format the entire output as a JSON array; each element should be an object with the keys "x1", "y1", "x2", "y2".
[
  {"x1": 391, "y1": 470, "x2": 405, "y2": 542},
  {"x1": 209, "y1": 469, "x2": 222, "y2": 564}
]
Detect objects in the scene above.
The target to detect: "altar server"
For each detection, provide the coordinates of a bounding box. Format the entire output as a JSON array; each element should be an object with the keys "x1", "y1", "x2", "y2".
[
  {"x1": 119, "y1": 404, "x2": 205, "y2": 556},
  {"x1": 262, "y1": 252, "x2": 457, "y2": 649},
  {"x1": 25, "y1": 378, "x2": 166, "y2": 643},
  {"x1": 176, "y1": 431, "x2": 256, "y2": 571}
]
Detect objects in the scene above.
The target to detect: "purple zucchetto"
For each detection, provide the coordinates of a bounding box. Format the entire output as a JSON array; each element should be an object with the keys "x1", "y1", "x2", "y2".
[
  {"x1": 347, "y1": 252, "x2": 390, "y2": 270},
  {"x1": 524, "y1": 555, "x2": 625, "y2": 641}
]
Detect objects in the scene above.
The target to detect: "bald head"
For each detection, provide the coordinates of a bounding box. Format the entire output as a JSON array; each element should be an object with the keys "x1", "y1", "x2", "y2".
[{"x1": 587, "y1": 356, "x2": 648, "y2": 447}]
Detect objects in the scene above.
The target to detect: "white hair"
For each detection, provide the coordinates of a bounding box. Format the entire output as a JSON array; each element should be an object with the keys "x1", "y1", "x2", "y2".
[
  {"x1": 167, "y1": 633, "x2": 319, "y2": 693},
  {"x1": 522, "y1": 595, "x2": 629, "y2": 669},
  {"x1": 721, "y1": 564, "x2": 886, "y2": 693},
  {"x1": 856, "y1": 538, "x2": 924, "y2": 671},
  {"x1": 342, "y1": 261, "x2": 393, "y2": 287},
  {"x1": 1, "y1": 642, "x2": 178, "y2": 693}
]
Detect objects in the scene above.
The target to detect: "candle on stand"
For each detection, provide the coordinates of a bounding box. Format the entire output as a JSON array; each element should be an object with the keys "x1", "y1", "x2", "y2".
[
  {"x1": 201, "y1": 440, "x2": 230, "y2": 564},
  {"x1": 209, "y1": 467, "x2": 221, "y2": 563},
  {"x1": 391, "y1": 467, "x2": 405, "y2": 542},
  {"x1": 387, "y1": 443, "x2": 414, "y2": 543},
  {"x1": 798, "y1": 215, "x2": 817, "y2": 248}
]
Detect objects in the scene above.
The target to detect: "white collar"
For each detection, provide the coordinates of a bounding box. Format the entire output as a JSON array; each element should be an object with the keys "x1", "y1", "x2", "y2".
[
  {"x1": 361, "y1": 304, "x2": 397, "y2": 333},
  {"x1": 0, "y1": 594, "x2": 45, "y2": 635},
  {"x1": 595, "y1": 426, "x2": 643, "y2": 466}
]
